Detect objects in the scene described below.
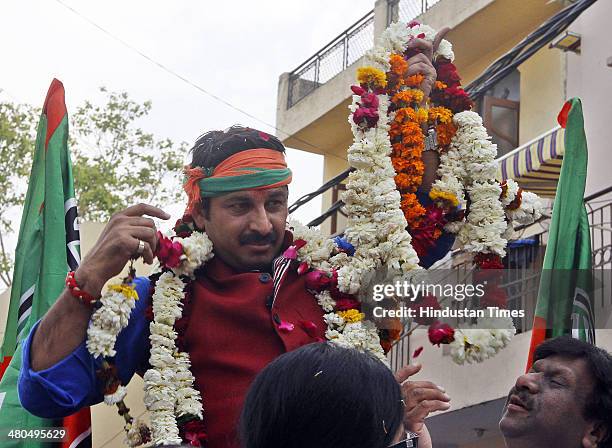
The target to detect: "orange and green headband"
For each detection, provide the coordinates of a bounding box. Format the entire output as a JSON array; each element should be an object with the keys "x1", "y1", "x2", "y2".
[{"x1": 183, "y1": 148, "x2": 292, "y2": 211}]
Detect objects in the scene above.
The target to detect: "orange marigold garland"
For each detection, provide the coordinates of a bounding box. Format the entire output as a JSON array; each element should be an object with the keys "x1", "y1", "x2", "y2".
[
  {"x1": 386, "y1": 47, "x2": 465, "y2": 260},
  {"x1": 387, "y1": 53, "x2": 428, "y2": 229},
  {"x1": 384, "y1": 31, "x2": 477, "y2": 259},
  {"x1": 436, "y1": 121, "x2": 458, "y2": 147}
]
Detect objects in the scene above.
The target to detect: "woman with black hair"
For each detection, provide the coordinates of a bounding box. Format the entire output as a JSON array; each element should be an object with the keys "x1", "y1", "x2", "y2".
[{"x1": 240, "y1": 342, "x2": 417, "y2": 448}]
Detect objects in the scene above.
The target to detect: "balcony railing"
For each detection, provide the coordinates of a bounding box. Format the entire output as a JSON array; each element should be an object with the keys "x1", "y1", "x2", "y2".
[
  {"x1": 287, "y1": 10, "x2": 374, "y2": 108},
  {"x1": 388, "y1": 186, "x2": 612, "y2": 372},
  {"x1": 387, "y1": 0, "x2": 441, "y2": 26},
  {"x1": 286, "y1": 0, "x2": 443, "y2": 109}
]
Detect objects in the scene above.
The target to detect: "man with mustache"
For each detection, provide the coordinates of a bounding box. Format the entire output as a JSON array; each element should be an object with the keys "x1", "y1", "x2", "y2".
[
  {"x1": 19, "y1": 124, "x2": 451, "y2": 447},
  {"x1": 500, "y1": 336, "x2": 612, "y2": 448},
  {"x1": 18, "y1": 32, "x2": 453, "y2": 447}
]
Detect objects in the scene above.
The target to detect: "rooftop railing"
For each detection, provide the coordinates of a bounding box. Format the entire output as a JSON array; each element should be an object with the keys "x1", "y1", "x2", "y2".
[
  {"x1": 287, "y1": 10, "x2": 375, "y2": 108},
  {"x1": 286, "y1": 0, "x2": 443, "y2": 109},
  {"x1": 387, "y1": 0, "x2": 441, "y2": 26}
]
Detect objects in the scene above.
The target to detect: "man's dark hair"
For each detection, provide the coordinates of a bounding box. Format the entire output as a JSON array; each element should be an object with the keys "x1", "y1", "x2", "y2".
[
  {"x1": 534, "y1": 336, "x2": 612, "y2": 447},
  {"x1": 239, "y1": 342, "x2": 403, "y2": 448},
  {"x1": 188, "y1": 125, "x2": 287, "y2": 218},
  {"x1": 190, "y1": 125, "x2": 286, "y2": 169}
]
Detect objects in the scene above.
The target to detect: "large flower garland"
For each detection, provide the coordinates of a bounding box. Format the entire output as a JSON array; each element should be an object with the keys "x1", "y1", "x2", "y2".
[
  {"x1": 86, "y1": 214, "x2": 402, "y2": 446},
  {"x1": 142, "y1": 231, "x2": 213, "y2": 446},
  {"x1": 84, "y1": 19, "x2": 549, "y2": 447},
  {"x1": 351, "y1": 20, "x2": 545, "y2": 363}
]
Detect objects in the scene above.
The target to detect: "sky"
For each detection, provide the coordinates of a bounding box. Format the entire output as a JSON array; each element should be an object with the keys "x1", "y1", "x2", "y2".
[{"x1": 0, "y1": 0, "x2": 374, "y2": 255}]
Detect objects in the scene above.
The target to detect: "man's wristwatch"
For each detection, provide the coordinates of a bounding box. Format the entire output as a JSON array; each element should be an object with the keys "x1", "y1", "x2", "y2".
[
  {"x1": 388, "y1": 431, "x2": 419, "y2": 448},
  {"x1": 407, "y1": 431, "x2": 419, "y2": 448},
  {"x1": 424, "y1": 126, "x2": 438, "y2": 152}
]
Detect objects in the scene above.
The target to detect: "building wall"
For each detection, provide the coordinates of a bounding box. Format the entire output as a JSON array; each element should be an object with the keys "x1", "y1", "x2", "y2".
[
  {"x1": 0, "y1": 289, "x2": 10, "y2": 347},
  {"x1": 80, "y1": 223, "x2": 151, "y2": 447},
  {"x1": 565, "y1": 0, "x2": 612, "y2": 197},
  {"x1": 412, "y1": 327, "x2": 612, "y2": 413},
  {"x1": 461, "y1": 436, "x2": 506, "y2": 448},
  {"x1": 0, "y1": 221, "x2": 151, "y2": 448},
  {"x1": 518, "y1": 46, "x2": 566, "y2": 145},
  {"x1": 410, "y1": 330, "x2": 532, "y2": 412}
]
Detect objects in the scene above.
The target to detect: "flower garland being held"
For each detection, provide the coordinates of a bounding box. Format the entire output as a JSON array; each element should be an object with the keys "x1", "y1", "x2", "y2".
[{"x1": 76, "y1": 23, "x2": 549, "y2": 448}]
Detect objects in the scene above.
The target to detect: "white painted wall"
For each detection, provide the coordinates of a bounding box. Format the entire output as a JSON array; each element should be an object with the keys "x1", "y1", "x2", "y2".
[{"x1": 565, "y1": 0, "x2": 612, "y2": 197}]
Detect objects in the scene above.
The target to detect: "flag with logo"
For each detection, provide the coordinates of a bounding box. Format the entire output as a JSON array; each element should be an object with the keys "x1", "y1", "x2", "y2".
[
  {"x1": 526, "y1": 98, "x2": 595, "y2": 369},
  {"x1": 0, "y1": 79, "x2": 91, "y2": 447}
]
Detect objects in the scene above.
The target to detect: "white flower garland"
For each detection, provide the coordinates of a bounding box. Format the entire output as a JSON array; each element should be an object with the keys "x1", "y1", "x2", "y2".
[
  {"x1": 104, "y1": 385, "x2": 128, "y2": 406},
  {"x1": 342, "y1": 94, "x2": 420, "y2": 295},
  {"x1": 366, "y1": 23, "x2": 545, "y2": 366},
  {"x1": 172, "y1": 231, "x2": 215, "y2": 278},
  {"x1": 289, "y1": 220, "x2": 389, "y2": 363},
  {"x1": 340, "y1": 20, "x2": 443, "y2": 297},
  {"x1": 125, "y1": 420, "x2": 151, "y2": 447},
  {"x1": 292, "y1": 22, "x2": 440, "y2": 361},
  {"x1": 501, "y1": 178, "x2": 520, "y2": 207},
  {"x1": 449, "y1": 317, "x2": 516, "y2": 364},
  {"x1": 144, "y1": 270, "x2": 189, "y2": 445},
  {"x1": 452, "y1": 111, "x2": 508, "y2": 258},
  {"x1": 288, "y1": 218, "x2": 335, "y2": 271},
  {"x1": 500, "y1": 179, "x2": 544, "y2": 239},
  {"x1": 506, "y1": 190, "x2": 544, "y2": 226},
  {"x1": 142, "y1": 231, "x2": 213, "y2": 446},
  {"x1": 85, "y1": 24, "x2": 551, "y2": 445},
  {"x1": 326, "y1": 317, "x2": 387, "y2": 362},
  {"x1": 284, "y1": 21, "x2": 456, "y2": 366},
  {"x1": 87, "y1": 285, "x2": 138, "y2": 358},
  {"x1": 431, "y1": 139, "x2": 467, "y2": 234},
  {"x1": 434, "y1": 115, "x2": 544, "y2": 241},
  {"x1": 86, "y1": 283, "x2": 153, "y2": 446}
]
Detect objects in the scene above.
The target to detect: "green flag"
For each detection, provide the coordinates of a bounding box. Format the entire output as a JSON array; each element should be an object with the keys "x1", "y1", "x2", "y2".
[
  {"x1": 0, "y1": 79, "x2": 84, "y2": 446},
  {"x1": 527, "y1": 98, "x2": 595, "y2": 369}
]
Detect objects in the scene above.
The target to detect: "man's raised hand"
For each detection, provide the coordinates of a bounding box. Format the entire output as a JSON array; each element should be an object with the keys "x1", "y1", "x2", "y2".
[
  {"x1": 404, "y1": 26, "x2": 451, "y2": 100},
  {"x1": 74, "y1": 203, "x2": 170, "y2": 298},
  {"x1": 395, "y1": 363, "x2": 451, "y2": 448}
]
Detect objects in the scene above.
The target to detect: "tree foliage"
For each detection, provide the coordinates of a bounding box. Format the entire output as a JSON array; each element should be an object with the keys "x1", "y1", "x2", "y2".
[
  {"x1": 0, "y1": 87, "x2": 188, "y2": 287},
  {"x1": 0, "y1": 101, "x2": 38, "y2": 287},
  {"x1": 71, "y1": 87, "x2": 187, "y2": 221}
]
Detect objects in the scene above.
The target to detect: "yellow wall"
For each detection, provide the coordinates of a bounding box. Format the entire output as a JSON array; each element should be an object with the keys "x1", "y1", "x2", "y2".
[
  {"x1": 459, "y1": 38, "x2": 518, "y2": 87},
  {"x1": 0, "y1": 289, "x2": 10, "y2": 346},
  {"x1": 80, "y1": 222, "x2": 152, "y2": 447},
  {"x1": 518, "y1": 46, "x2": 566, "y2": 144}
]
